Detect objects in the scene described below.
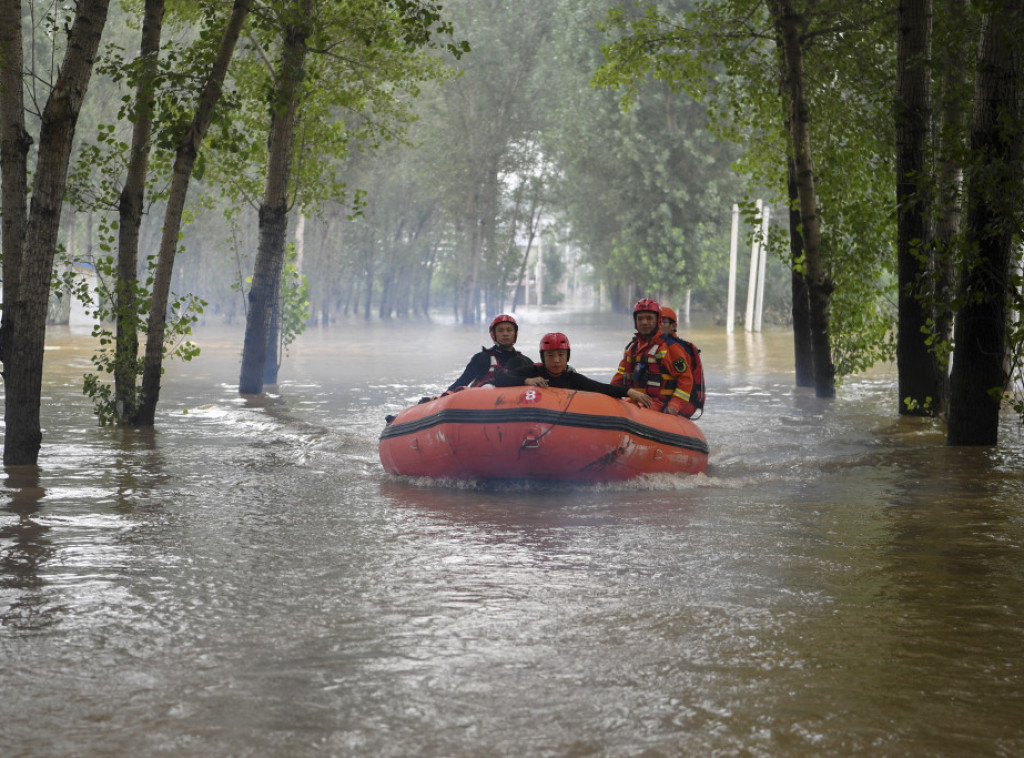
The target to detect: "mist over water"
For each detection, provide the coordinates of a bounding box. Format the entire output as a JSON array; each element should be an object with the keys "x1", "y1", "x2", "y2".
[{"x1": 3, "y1": 308, "x2": 1024, "y2": 756}]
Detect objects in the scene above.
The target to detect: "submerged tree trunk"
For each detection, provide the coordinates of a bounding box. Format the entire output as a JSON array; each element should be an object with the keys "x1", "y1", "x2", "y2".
[
  {"x1": 263, "y1": 300, "x2": 281, "y2": 385},
  {"x1": 136, "y1": 0, "x2": 252, "y2": 424},
  {"x1": 896, "y1": 0, "x2": 941, "y2": 416},
  {"x1": 1, "y1": 0, "x2": 110, "y2": 465},
  {"x1": 947, "y1": 4, "x2": 1024, "y2": 445},
  {"x1": 771, "y1": 0, "x2": 834, "y2": 398},
  {"x1": 115, "y1": 0, "x2": 165, "y2": 422},
  {"x1": 238, "y1": 0, "x2": 310, "y2": 394}
]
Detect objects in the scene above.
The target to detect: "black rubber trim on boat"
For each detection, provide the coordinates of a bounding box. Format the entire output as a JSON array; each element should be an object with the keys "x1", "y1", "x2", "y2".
[{"x1": 379, "y1": 408, "x2": 710, "y2": 455}]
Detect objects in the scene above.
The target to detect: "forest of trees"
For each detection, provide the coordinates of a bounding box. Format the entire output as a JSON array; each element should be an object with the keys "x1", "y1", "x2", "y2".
[{"x1": 2, "y1": 0, "x2": 1024, "y2": 463}]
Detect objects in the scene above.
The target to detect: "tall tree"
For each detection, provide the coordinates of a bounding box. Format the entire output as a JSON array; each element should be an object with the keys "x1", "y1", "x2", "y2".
[
  {"x1": 947, "y1": 2, "x2": 1024, "y2": 445},
  {"x1": 545, "y1": 0, "x2": 740, "y2": 312},
  {"x1": 114, "y1": 0, "x2": 165, "y2": 421},
  {"x1": 425, "y1": 0, "x2": 552, "y2": 324},
  {"x1": 238, "y1": 0, "x2": 312, "y2": 394},
  {"x1": 768, "y1": 0, "x2": 835, "y2": 397},
  {"x1": 895, "y1": 0, "x2": 942, "y2": 416},
  {"x1": 0, "y1": 0, "x2": 111, "y2": 465},
  {"x1": 135, "y1": 0, "x2": 253, "y2": 425},
  {"x1": 0, "y1": 0, "x2": 29, "y2": 317},
  {"x1": 235, "y1": 0, "x2": 463, "y2": 393},
  {"x1": 595, "y1": 0, "x2": 894, "y2": 391},
  {"x1": 927, "y1": 0, "x2": 973, "y2": 414}
]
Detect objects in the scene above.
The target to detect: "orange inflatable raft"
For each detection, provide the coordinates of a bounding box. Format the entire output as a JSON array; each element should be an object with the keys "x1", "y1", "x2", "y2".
[{"x1": 379, "y1": 386, "x2": 709, "y2": 483}]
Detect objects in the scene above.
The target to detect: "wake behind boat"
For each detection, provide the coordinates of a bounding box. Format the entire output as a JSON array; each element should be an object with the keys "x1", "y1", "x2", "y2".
[{"x1": 379, "y1": 385, "x2": 709, "y2": 483}]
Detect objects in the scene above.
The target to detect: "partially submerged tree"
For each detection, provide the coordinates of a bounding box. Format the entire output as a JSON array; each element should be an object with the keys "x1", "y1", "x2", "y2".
[
  {"x1": 895, "y1": 0, "x2": 941, "y2": 416},
  {"x1": 113, "y1": 0, "x2": 165, "y2": 422},
  {"x1": 768, "y1": 0, "x2": 834, "y2": 397},
  {"x1": 238, "y1": 0, "x2": 314, "y2": 393},
  {"x1": 135, "y1": 0, "x2": 254, "y2": 424},
  {"x1": 595, "y1": 0, "x2": 894, "y2": 396},
  {"x1": 234, "y1": 0, "x2": 465, "y2": 394},
  {"x1": 946, "y1": 2, "x2": 1024, "y2": 446},
  {"x1": 0, "y1": 0, "x2": 112, "y2": 465},
  {"x1": 926, "y1": 0, "x2": 972, "y2": 415},
  {"x1": 67, "y1": 0, "x2": 254, "y2": 426}
]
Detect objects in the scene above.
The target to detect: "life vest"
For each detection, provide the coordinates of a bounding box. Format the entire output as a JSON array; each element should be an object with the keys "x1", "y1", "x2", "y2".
[
  {"x1": 621, "y1": 337, "x2": 675, "y2": 397},
  {"x1": 620, "y1": 335, "x2": 703, "y2": 417},
  {"x1": 663, "y1": 335, "x2": 706, "y2": 418},
  {"x1": 478, "y1": 346, "x2": 521, "y2": 385}
]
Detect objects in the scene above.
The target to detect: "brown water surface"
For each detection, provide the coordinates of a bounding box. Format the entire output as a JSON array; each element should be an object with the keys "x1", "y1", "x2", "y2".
[{"x1": 2, "y1": 309, "x2": 1023, "y2": 756}]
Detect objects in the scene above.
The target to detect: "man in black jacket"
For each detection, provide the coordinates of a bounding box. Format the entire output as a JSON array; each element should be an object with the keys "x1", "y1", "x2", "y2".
[{"x1": 447, "y1": 314, "x2": 533, "y2": 391}]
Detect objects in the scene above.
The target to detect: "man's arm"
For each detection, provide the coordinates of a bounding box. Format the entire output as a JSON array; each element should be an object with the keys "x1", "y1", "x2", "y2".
[
  {"x1": 446, "y1": 351, "x2": 489, "y2": 391},
  {"x1": 493, "y1": 362, "x2": 540, "y2": 387}
]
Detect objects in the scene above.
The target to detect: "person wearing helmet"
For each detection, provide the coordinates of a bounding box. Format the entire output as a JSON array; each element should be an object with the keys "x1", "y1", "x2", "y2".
[
  {"x1": 446, "y1": 314, "x2": 533, "y2": 391},
  {"x1": 611, "y1": 298, "x2": 697, "y2": 417},
  {"x1": 660, "y1": 306, "x2": 678, "y2": 338},
  {"x1": 495, "y1": 332, "x2": 652, "y2": 407}
]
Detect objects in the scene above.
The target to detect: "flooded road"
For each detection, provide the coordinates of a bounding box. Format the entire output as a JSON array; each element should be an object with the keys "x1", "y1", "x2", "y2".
[{"x1": 2, "y1": 309, "x2": 1023, "y2": 756}]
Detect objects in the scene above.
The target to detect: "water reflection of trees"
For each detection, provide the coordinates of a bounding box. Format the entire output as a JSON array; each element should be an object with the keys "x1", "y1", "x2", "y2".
[{"x1": 0, "y1": 466, "x2": 57, "y2": 631}]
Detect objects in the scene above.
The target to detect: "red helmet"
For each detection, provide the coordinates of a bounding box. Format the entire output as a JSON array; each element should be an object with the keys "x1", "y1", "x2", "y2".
[
  {"x1": 539, "y1": 332, "x2": 570, "y2": 360},
  {"x1": 633, "y1": 298, "x2": 661, "y2": 320},
  {"x1": 489, "y1": 314, "x2": 518, "y2": 341}
]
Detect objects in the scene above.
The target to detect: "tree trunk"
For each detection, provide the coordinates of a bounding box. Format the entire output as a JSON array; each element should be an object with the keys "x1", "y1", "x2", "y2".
[
  {"x1": 510, "y1": 193, "x2": 542, "y2": 313},
  {"x1": 263, "y1": 295, "x2": 281, "y2": 385},
  {"x1": 1, "y1": 0, "x2": 110, "y2": 465},
  {"x1": 459, "y1": 211, "x2": 483, "y2": 325},
  {"x1": 770, "y1": 0, "x2": 835, "y2": 398},
  {"x1": 0, "y1": 0, "x2": 30, "y2": 323},
  {"x1": 786, "y1": 155, "x2": 814, "y2": 387},
  {"x1": 136, "y1": 0, "x2": 252, "y2": 424},
  {"x1": 896, "y1": 0, "x2": 941, "y2": 416},
  {"x1": 115, "y1": 0, "x2": 165, "y2": 422},
  {"x1": 238, "y1": 0, "x2": 311, "y2": 394},
  {"x1": 947, "y1": 4, "x2": 1024, "y2": 445},
  {"x1": 929, "y1": 0, "x2": 971, "y2": 415}
]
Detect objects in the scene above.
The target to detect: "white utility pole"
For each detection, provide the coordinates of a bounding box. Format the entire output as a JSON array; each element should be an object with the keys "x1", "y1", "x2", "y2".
[
  {"x1": 745, "y1": 199, "x2": 763, "y2": 332},
  {"x1": 727, "y1": 203, "x2": 739, "y2": 333},
  {"x1": 753, "y1": 204, "x2": 770, "y2": 332}
]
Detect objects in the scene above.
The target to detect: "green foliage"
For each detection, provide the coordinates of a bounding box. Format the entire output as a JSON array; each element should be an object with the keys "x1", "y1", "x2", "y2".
[
  {"x1": 902, "y1": 395, "x2": 934, "y2": 413},
  {"x1": 205, "y1": 0, "x2": 461, "y2": 218},
  {"x1": 76, "y1": 253, "x2": 206, "y2": 425},
  {"x1": 278, "y1": 248, "x2": 309, "y2": 354},
  {"x1": 69, "y1": 2, "x2": 254, "y2": 211},
  {"x1": 543, "y1": 0, "x2": 742, "y2": 309},
  {"x1": 276, "y1": 243, "x2": 310, "y2": 357},
  {"x1": 595, "y1": 0, "x2": 898, "y2": 375},
  {"x1": 1003, "y1": 272, "x2": 1024, "y2": 419}
]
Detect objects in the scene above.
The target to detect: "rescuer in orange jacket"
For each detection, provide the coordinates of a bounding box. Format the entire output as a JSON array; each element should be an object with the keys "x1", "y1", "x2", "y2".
[{"x1": 611, "y1": 298, "x2": 697, "y2": 417}]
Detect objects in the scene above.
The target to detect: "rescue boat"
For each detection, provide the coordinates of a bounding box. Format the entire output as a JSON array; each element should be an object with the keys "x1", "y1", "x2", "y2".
[{"x1": 379, "y1": 385, "x2": 709, "y2": 483}]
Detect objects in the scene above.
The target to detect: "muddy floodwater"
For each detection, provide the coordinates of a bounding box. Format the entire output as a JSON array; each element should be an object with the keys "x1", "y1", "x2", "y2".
[{"x1": 2, "y1": 309, "x2": 1023, "y2": 756}]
